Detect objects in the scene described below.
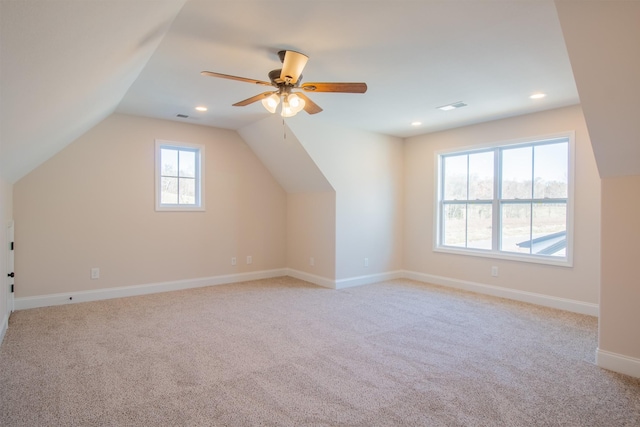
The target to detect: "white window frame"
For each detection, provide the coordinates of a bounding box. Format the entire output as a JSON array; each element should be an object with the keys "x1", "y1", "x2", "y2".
[
  {"x1": 434, "y1": 132, "x2": 575, "y2": 267},
  {"x1": 155, "y1": 139, "x2": 205, "y2": 212}
]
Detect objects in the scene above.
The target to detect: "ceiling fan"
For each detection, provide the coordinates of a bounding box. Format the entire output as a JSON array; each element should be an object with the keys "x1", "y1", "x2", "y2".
[{"x1": 201, "y1": 50, "x2": 367, "y2": 117}]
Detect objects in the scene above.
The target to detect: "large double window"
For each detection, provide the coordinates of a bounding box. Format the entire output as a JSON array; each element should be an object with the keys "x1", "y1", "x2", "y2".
[
  {"x1": 436, "y1": 133, "x2": 573, "y2": 266},
  {"x1": 155, "y1": 140, "x2": 204, "y2": 211}
]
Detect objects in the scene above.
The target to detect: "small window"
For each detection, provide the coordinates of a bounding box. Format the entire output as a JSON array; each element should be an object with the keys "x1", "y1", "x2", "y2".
[
  {"x1": 435, "y1": 133, "x2": 574, "y2": 266},
  {"x1": 155, "y1": 140, "x2": 204, "y2": 211}
]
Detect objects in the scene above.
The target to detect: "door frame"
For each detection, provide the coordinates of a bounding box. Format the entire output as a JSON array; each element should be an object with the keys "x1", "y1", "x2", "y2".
[{"x1": 7, "y1": 220, "x2": 14, "y2": 313}]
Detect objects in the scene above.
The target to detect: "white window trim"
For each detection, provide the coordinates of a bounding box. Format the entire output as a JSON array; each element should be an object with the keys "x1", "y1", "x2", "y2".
[
  {"x1": 155, "y1": 139, "x2": 205, "y2": 212},
  {"x1": 433, "y1": 131, "x2": 575, "y2": 267}
]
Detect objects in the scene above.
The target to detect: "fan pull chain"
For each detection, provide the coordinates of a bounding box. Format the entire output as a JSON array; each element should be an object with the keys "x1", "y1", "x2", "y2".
[{"x1": 283, "y1": 119, "x2": 286, "y2": 140}]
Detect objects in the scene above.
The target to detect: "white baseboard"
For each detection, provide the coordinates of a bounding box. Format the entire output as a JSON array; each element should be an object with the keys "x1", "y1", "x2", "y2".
[
  {"x1": 597, "y1": 348, "x2": 640, "y2": 379},
  {"x1": 14, "y1": 268, "x2": 401, "y2": 310},
  {"x1": 284, "y1": 269, "x2": 404, "y2": 290},
  {"x1": 403, "y1": 270, "x2": 599, "y2": 317},
  {"x1": 14, "y1": 269, "x2": 287, "y2": 311},
  {"x1": 13, "y1": 268, "x2": 599, "y2": 319},
  {"x1": 335, "y1": 270, "x2": 404, "y2": 290},
  {"x1": 285, "y1": 269, "x2": 336, "y2": 289}
]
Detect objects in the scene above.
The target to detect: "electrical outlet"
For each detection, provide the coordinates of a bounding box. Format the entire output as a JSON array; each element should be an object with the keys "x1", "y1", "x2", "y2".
[
  {"x1": 364, "y1": 258, "x2": 369, "y2": 267},
  {"x1": 309, "y1": 257, "x2": 315, "y2": 266},
  {"x1": 491, "y1": 266, "x2": 499, "y2": 277},
  {"x1": 90, "y1": 268, "x2": 100, "y2": 280},
  {"x1": 246, "y1": 255, "x2": 252, "y2": 265},
  {"x1": 231, "y1": 257, "x2": 236, "y2": 266}
]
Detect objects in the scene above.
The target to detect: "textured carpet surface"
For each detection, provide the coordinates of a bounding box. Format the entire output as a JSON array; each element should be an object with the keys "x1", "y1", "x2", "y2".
[{"x1": 1, "y1": 277, "x2": 639, "y2": 426}]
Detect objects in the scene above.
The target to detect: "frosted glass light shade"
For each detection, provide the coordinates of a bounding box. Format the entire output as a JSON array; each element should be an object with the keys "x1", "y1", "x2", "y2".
[
  {"x1": 281, "y1": 98, "x2": 295, "y2": 117},
  {"x1": 261, "y1": 93, "x2": 280, "y2": 114},
  {"x1": 288, "y1": 93, "x2": 305, "y2": 114}
]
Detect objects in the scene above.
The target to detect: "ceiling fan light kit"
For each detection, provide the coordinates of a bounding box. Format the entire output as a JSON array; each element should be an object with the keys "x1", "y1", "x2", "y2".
[
  {"x1": 260, "y1": 89, "x2": 306, "y2": 117},
  {"x1": 281, "y1": 93, "x2": 306, "y2": 117},
  {"x1": 261, "y1": 93, "x2": 280, "y2": 114},
  {"x1": 201, "y1": 50, "x2": 367, "y2": 117}
]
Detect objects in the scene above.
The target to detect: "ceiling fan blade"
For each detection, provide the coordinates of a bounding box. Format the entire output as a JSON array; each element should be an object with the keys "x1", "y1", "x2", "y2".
[
  {"x1": 296, "y1": 92, "x2": 323, "y2": 114},
  {"x1": 279, "y1": 50, "x2": 308, "y2": 84},
  {"x1": 300, "y1": 82, "x2": 367, "y2": 93},
  {"x1": 201, "y1": 71, "x2": 272, "y2": 86},
  {"x1": 232, "y1": 91, "x2": 276, "y2": 107}
]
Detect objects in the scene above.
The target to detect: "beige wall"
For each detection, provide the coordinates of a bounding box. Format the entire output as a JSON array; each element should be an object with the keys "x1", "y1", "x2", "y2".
[
  {"x1": 13, "y1": 114, "x2": 286, "y2": 297},
  {"x1": 600, "y1": 176, "x2": 640, "y2": 359},
  {"x1": 238, "y1": 117, "x2": 336, "y2": 282},
  {"x1": 288, "y1": 118, "x2": 404, "y2": 280},
  {"x1": 404, "y1": 105, "x2": 600, "y2": 304},
  {"x1": 286, "y1": 192, "x2": 336, "y2": 280},
  {"x1": 0, "y1": 176, "x2": 13, "y2": 329},
  {"x1": 555, "y1": 1, "x2": 640, "y2": 375}
]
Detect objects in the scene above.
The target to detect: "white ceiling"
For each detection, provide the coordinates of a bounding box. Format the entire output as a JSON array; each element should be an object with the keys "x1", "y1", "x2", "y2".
[
  {"x1": 0, "y1": 0, "x2": 187, "y2": 183},
  {"x1": 1, "y1": 0, "x2": 580, "y2": 183},
  {"x1": 119, "y1": 0, "x2": 578, "y2": 136}
]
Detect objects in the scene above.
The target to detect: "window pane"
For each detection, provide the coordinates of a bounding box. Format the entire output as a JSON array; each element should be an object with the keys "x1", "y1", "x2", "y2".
[
  {"x1": 443, "y1": 204, "x2": 466, "y2": 247},
  {"x1": 500, "y1": 203, "x2": 531, "y2": 254},
  {"x1": 532, "y1": 203, "x2": 566, "y2": 257},
  {"x1": 157, "y1": 142, "x2": 204, "y2": 210},
  {"x1": 468, "y1": 151, "x2": 493, "y2": 200},
  {"x1": 161, "y1": 148, "x2": 178, "y2": 177},
  {"x1": 443, "y1": 155, "x2": 467, "y2": 200},
  {"x1": 533, "y1": 142, "x2": 568, "y2": 199},
  {"x1": 161, "y1": 177, "x2": 178, "y2": 204},
  {"x1": 467, "y1": 204, "x2": 492, "y2": 249},
  {"x1": 179, "y1": 177, "x2": 196, "y2": 204},
  {"x1": 501, "y1": 147, "x2": 532, "y2": 199},
  {"x1": 437, "y1": 135, "x2": 571, "y2": 262},
  {"x1": 179, "y1": 150, "x2": 196, "y2": 178}
]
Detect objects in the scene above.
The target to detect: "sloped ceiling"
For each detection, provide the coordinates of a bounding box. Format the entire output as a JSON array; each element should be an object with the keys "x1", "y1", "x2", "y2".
[
  {"x1": 0, "y1": 0, "x2": 187, "y2": 183},
  {"x1": 238, "y1": 116, "x2": 333, "y2": 194},
  {"x1": 555, "y1": 1, "x2": 640, "y2": 178},
  {"x1": 1, "y1": 0, "x2": 580, "y2": 184}
]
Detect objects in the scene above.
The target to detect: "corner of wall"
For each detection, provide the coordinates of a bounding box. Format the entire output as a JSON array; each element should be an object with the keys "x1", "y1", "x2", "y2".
[{"x1": 0, "y1": 175, "x2": 14, "y2": 346}]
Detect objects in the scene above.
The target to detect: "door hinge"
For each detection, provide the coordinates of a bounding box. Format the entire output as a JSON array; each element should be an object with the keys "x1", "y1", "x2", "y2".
[
  {"x1": 10, "y1": 242, "x2": 13, "y2": 251},
  {"x1": 10, "y1": 284, "x2": 14, "y2": 293}
]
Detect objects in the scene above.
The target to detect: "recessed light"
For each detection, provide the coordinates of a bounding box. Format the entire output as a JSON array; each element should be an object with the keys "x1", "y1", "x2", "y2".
[
  {"x1": 530, "y1": 93, "x2": 546, "y2": 99},
  {"x1": 195, "y1": 106, "x2": 208, "y2": 112},
  {"x1": 411, "y1": 121, "x2": 422, "y2": 126},
  {"x1": 437, "y1": 101, "x2": 467, "y2": 111}
]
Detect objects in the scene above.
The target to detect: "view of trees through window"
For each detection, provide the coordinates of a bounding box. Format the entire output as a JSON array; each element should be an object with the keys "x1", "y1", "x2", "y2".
[
  {"x1": 439, "y1": 138, "x2": 569, "y2": 259},
  {"x1": 159, "y1": 146, "x2": 198, "y2": 206}
]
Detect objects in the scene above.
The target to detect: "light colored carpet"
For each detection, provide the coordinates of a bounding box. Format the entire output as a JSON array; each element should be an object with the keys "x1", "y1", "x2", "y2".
[{"x1": 1, "y1": 277, "x2": 639, "y2": 426}]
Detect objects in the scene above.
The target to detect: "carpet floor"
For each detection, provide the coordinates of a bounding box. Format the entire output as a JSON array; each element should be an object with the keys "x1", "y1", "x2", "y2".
[{"x1": 1, "y1": 277, "x2": 639, "y2": 426}]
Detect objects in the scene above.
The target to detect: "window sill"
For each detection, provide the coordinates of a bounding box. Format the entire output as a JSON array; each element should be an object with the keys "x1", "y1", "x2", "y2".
[
  {"x1": 155, "y1": 205, "x2": 205, "y2": 212},
  {"x1": 433, "y1": 246, "x2": 573, "y2": 268}
]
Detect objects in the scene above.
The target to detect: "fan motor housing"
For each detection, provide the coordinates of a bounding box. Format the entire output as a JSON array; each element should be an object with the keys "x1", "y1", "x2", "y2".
[
  {"x1": 269, "y1": 68, "x2": 303, "y2": 85},
  {"x1": 268, "y1": 69, "x2": 282, "y2": 84}
]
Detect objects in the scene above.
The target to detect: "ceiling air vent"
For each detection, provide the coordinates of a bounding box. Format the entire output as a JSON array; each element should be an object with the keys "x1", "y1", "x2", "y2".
[
  {"x1": 176, "y1": 114, "x2": 189, "y2": 118},
  {"x1": 437, "y1": 101, "x2": 467, "y2": 111}
]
